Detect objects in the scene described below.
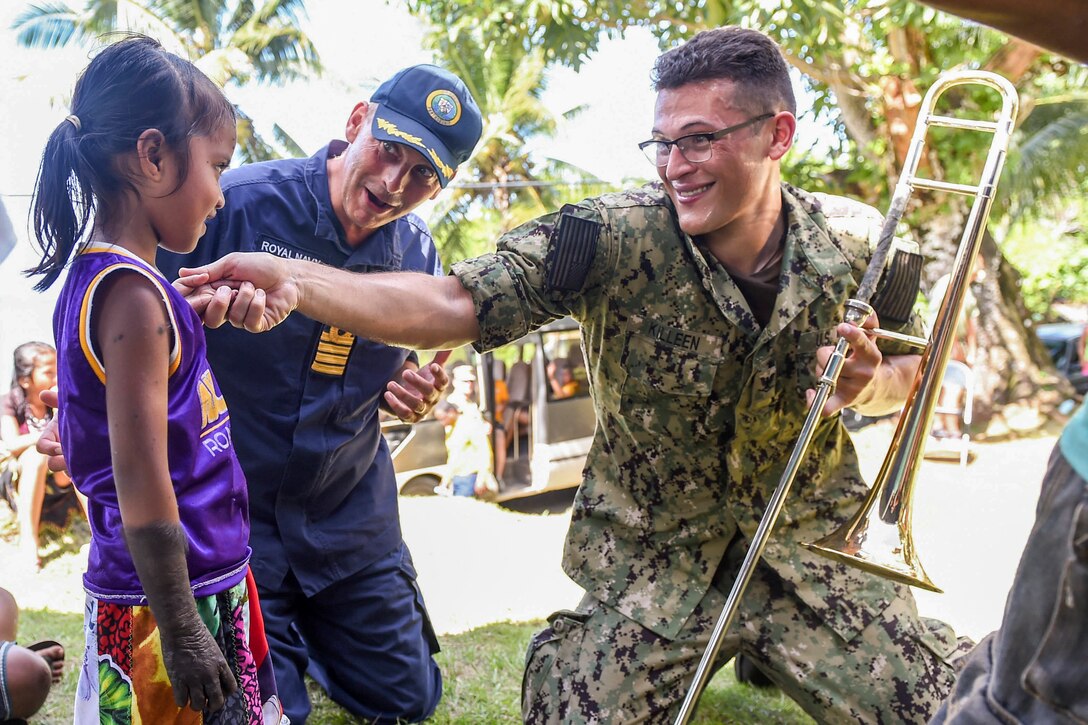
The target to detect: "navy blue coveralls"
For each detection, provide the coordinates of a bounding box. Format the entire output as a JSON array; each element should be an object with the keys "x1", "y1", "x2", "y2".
[{"x1": 159, "y1": 141, "x2": 443, "y2": 724}]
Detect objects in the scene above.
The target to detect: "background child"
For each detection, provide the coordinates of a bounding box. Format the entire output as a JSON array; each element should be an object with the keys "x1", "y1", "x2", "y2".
[
  {"x1": 434, "y1": 399, "x2": 493, "y2": 497},
  {"x1": 0, "y1": 341, "x2": 85, "y2": 569},
  {"x1": 0, "y1": 586, "x2": 65, "y2": 720},
  {"x1": 27, "y1": 36, "x2": 279, "y2": 724}
]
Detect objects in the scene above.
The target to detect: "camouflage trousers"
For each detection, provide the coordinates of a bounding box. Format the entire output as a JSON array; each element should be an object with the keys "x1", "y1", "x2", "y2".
[{"x1": 523, "y1": 536, "x2": 970, "y2": 724}]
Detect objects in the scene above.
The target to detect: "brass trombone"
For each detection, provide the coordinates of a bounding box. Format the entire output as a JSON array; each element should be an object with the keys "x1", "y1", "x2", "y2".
[{"x1": 675, "y1": 69, "x2": 1019, "y2": 725}]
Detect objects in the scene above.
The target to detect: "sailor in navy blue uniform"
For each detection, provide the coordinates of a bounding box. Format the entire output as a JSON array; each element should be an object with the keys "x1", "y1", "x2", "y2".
[{"x1": 160, "y1": 65, "x2": 483, "y2": 724}]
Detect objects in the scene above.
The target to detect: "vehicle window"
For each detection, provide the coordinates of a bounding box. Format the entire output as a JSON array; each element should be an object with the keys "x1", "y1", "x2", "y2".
[{"x1": 542, "y1": 329, "x2": 589, "y2": 401}]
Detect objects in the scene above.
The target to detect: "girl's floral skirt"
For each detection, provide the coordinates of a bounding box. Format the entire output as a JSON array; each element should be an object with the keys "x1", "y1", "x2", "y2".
[{"x1": 74, "y1": 570, "x2": 286, "y2": 724}]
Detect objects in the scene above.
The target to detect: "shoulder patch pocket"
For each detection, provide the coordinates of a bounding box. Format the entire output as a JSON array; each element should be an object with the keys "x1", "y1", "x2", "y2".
[{"x1": 545, "y1": 205, "x2": 600, "y2": 293}]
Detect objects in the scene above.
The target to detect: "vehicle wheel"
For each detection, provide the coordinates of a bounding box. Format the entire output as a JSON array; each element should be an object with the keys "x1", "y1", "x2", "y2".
[{"x1": 400, "y1": 475, "x2": 440, "y2": 497}]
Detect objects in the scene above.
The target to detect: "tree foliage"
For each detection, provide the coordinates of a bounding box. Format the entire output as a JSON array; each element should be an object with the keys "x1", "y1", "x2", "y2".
[
  {"x1": 410, "y1": 0, "x2": 1087, "y2": 268},
  {"x1": 1004, "y1": 203, "x2": 1088, "y2": 323},
  {"x1": 406, "y1": 0, "x2": 612, "y2": 262},
  {"x1": 409, "y1": 0, "x2": 1088, "y2": 420},
  {"x1": 11, "y1": 0, "x2": 322, "y2": 162},
  {"x1": 404, "y1": 0, "x2": 645, "y2": 70}
]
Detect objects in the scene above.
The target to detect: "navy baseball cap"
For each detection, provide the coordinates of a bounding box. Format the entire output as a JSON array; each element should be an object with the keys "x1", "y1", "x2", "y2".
[{"x1": 370, "y1": 64, "x2": 483, "y2": 188}]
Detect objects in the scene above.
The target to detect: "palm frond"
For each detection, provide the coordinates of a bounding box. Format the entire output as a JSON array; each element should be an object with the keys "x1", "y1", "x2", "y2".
[
  {"x1": 144, "y1": 0, "x2": 200, "y2": 33},
  {"x1": 234, "y1": 105, "x2": 281, "y2": 163},
  {"x1": 14, "y1": 0, "x2": 319, "y2": 164},
  {"x1": 252, "y1": 0, "x2": 309, "y2": 26},
  {"x1": 101, "y1": 1, "x2": 183, "y2": 49},
  {"x1": 231, "y1": 24, "x2": 322, "y2": 81},
  {"x1": 999, "y1": 106, "x2": 1088, "y2": 219},
  {"x1": 11, "y1": 2, "x2": 88, "y2": 48},
  {"x1": 195, "y1": 45, "x2": 255, "y2": 86},
  {"x1": 272, "y1": 123, "x2": 306, "y2": 157}
]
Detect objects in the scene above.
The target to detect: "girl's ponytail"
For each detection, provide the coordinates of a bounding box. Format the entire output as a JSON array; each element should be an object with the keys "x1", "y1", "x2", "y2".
[{"x1": 27, "y1": 115, "x2": 94, "y2": 291}]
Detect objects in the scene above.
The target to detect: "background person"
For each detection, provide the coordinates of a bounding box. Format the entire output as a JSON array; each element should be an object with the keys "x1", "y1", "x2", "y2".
[
  {"x1": 490, "y1": 360, "x2": 511, "y2": 485},
  {"x1": 545, "y1": 358, "x2": 578, "y2": 399},
  {"x1": 0, "y1": 586, "x2": 64, "y2": 723},
  {"x1": 446, "y1": 361, "x2": 482, "y2": 415},
  {"x1": 183, "y1": 27, "x2": 969, "y2": 723},
  {"x1": 443, "y1": 363, "x2": 499, "y2": 497},
  {"x1": 925, "y1": 259, "x2": 983, "y2": 444},
  {"x1": 433, "y1": 399, "x2": 492, "y2": 497},
  {"x1": 27, "y1": 36, "x2": 280, "y2": 721},
  {"x1": 0, "y1": 341, "x2": 83, "y2": 570},
  {"x1": 159, "y1": 63, "x2": 482, "y2": 724}
]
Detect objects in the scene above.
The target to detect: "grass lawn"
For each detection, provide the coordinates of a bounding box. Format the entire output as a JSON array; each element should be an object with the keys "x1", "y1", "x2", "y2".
[{"x1": 19, "y1": 611, "x2": 811, "y2": 724}]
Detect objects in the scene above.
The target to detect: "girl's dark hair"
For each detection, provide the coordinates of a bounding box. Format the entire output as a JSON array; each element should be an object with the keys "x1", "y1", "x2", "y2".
[
  {"x1": 652, "y1": 27, "x2": 796, "y2": 118},
  {"x1": 27, "y1": 35, "x2": 235, "y2": 290},
  {"x1": 9, "y1": 341, "x2": 56, "y2": 421}
]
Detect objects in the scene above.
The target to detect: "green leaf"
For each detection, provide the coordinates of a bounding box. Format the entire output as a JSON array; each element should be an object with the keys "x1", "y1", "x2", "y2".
[{"x1": 97, "y1": 657, "x2": 133, "y2": 725}]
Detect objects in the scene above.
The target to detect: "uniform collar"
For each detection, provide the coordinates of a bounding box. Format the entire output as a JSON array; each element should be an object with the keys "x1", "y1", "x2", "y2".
[
  {"x1": 304, "y1": 142, "x2": 345, "y2": 250},
  {"x1": 760, "y1": 184, "x2": 854, "y2": 342},
  {"x1": 649, "y1": 184, "x2": 761, "y2": 334},
  {"x1": 657, "y1": 182, "x2": 853, "y2": 340}
]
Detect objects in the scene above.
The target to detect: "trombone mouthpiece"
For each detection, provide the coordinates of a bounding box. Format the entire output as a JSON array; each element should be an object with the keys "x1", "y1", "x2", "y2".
[{"x1": 844, "y1": 299, "x2": 874, "y2": 326}]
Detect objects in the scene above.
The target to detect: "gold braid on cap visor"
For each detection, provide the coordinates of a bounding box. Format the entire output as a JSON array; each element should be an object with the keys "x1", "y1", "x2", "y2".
[{"x1": 376, "y1": 117, "x2": 453, "y2": 181}]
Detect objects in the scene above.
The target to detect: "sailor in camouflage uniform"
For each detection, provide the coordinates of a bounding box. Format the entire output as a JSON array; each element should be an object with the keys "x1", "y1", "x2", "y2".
[
  {"x1": 185, "y1": 26, "x2": 968, "y2": 725},
  {"x1": 453, "y1": 185, "x2": 965, "y2": 725}
]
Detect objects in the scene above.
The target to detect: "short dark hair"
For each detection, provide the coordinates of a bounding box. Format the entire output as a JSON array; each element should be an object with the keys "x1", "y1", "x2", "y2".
[{"x1": 651, "y1": 27, "x2": 796, "y2": 117}]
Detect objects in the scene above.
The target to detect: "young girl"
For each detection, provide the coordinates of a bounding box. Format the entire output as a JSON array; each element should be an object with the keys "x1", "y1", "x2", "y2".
[
  {"x1": 0, "y1": 341, "x2": 84, "y2": 568},
  {"x1": 27, "y1": 36, "x2": 281, "y2": 724}
]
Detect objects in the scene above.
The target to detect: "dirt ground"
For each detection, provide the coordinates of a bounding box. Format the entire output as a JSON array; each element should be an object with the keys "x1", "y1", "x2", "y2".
[
  {"x1": 407, "y1": 421, "x2": 1061, "y2": 642},
  {"x1": 0, "y1": 422, "x2": 1061, "y2": 645}
]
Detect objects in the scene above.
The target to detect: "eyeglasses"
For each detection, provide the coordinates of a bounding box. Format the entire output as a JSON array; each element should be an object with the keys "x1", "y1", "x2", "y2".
[{"x1": 638, "y1": 113, "x2": 775, "y2": 167}]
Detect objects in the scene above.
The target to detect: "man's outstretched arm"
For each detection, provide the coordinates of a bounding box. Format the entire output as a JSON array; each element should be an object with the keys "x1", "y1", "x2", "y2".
[{"x1": 179, "y1": 252, "x2": 481, "y2": 350}]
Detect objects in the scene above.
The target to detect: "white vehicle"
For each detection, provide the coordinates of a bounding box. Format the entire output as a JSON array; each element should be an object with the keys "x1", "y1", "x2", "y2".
[{"x1": 382, "y1": 318, "x2": 594, "y2": 501}]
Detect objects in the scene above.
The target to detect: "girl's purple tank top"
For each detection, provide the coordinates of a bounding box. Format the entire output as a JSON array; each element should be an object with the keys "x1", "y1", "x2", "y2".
[{"x1": 53, "y1": 243, "x2": 250, "y2": 604}]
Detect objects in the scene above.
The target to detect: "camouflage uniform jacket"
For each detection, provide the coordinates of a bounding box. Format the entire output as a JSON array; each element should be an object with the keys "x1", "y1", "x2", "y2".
[{"x1": 451, "y1": 182, "x2": 923, "y2": 641}]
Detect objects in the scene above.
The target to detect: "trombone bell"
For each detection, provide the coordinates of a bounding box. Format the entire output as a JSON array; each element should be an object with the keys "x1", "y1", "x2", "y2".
[
  {"x1": 801, "y1": 69, "x2": 1018, "y2": 594},
  {"x1": 802, "y1": 403, "x2": 943, "y2": 593}
]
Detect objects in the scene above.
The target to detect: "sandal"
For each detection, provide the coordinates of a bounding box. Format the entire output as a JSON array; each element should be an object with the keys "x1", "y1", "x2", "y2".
[{"x1": 26, "y1": 640, "x2": 65, "y2": 683}]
